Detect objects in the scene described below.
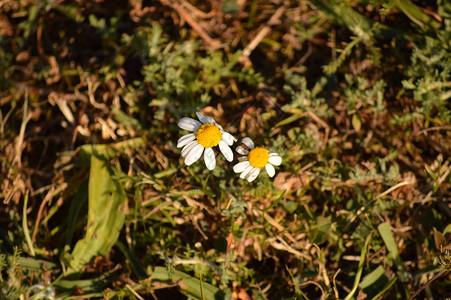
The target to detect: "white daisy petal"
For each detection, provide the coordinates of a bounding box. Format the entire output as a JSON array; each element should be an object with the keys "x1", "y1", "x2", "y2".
[
  {"x1": 219, "y1": 140, "x2": 233, "y2": 162},
  {"x1": 265, "y1": 163, "x2": 275, "y2": 177},
  {"x1": 178, "y1": 117, "x2": 202, "y2": 131},
  {"x1": 222, "y1": 131, "x2": 236, "y2": 146},
  {"x1": 268, "y1": 154, "x2": 282, "y2": 166},
  {"x1": 236, "y1": 146, "x2": 249, "y2": 155},
  {"x1": 185, "y1": 144, "x2": 204, "y2": 165},
  {"x1": 196, "y1": 112, "x2": 215, "y2": 124},
  {"x1": 242, "y1": 137, "x2": 254, "y2": 149},
  {"x1": 177, "y1": 133, "x2": 196, "y2": 148},
  {"x1": 246, "y1": 168, "x2": 261, "y2": 182},
  {"x1": 233, "y1": 161, "x2": 250, "y2": 173},
  {"x1": 240, "y1": 165, "x2": 254, "y2": 179},
  {"x1": 181, "y1": 140, "x2": 198, "y2": 157},
  {"x1": 204, "y1": 147, "x2": 216, "y2": 170}
]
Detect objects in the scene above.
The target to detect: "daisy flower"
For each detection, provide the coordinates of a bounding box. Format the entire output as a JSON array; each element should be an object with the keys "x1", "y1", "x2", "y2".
[
  {"x1": 177, "y1": 112, "x2": 236, "y2": 170},
  {"x1": 233, "y1": 137, "x2": 282, "y2": 182}
]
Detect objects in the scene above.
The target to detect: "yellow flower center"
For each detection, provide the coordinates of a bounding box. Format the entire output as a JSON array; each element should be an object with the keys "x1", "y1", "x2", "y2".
[
  {"x1": 248, "y1": 147, "x2": 269, "y2": 168},
  {"x1": 196, "y1": 123, "x2": 222, "y2": 148}
]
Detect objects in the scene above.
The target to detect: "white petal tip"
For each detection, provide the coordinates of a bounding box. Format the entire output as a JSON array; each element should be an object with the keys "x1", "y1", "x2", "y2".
[
  {"x1": 268, "y1": 154, "x2": 282, "y2": 166},
  {"x1": 219, "y1": 141, "x2": 233, "y2": 162},
  {"x1": 265, "y1": 163, "x2": 275, "y2": 177},
  {"x1": 178, "y1": 117, "x2": 201, "y2": 131},
  {"x1": 204, "y1": 148, "x2": 216, "y2": 170},
  {"x1": 242, "y1": 137, "x2": 254, "y2": 149}
]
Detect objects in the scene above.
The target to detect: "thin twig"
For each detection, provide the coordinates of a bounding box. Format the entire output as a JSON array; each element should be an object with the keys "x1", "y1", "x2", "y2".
[
  {"x1": 240, "y1": 6, "x2": 286, "y2": 65},
  {"x1": 408, "y1": 269, "x2": 448, "y2": 300},
  {"x1": 32, "y1": 187, "x2": 55, "y2": 243},
  {"x1": 159, "y1": 0, "x2": 221, "y2": 49}
]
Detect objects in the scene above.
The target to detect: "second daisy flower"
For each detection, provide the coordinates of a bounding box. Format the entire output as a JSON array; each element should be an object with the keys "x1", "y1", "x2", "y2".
[{"x1": 233, "y1": 137, "x2": 282, "y2": 182}]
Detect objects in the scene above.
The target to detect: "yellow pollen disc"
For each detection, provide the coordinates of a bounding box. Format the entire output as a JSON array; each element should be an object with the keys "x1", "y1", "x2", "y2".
[
  {"x1": 196, "y1": 123, "x2": 222, "y2": 148},
  {"x1": 248, "y1": 147, "x2": 269, "y2": 168}
]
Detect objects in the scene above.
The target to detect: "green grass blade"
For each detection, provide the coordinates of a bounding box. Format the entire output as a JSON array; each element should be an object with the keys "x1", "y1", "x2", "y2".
[
  {"x1": 115, "y1": 240, "x2": 148, "y2": 279},
  {"x1": 53, "y1": 269, "x2": 119, "y2": 292},
  {"x1": 151, "y1": 266, "x2": 226, "y2": 300},
  {"x1": 378, "y1": 222, "x2": 410, "y2": 282},
  {"x1": 344, "y1": 232, "x2": 372, "y2": 300},
  {"x1": 286, "y1": 266, "x2": 309, "y2": 299},
  {"x1": 378, "y1": 223, "x2": 399, "y2": 257},
  {"x1": 22, "y1": 190, "x2": 35, "y2": 257},
  {"x1": 371, "y1": 277, "x2": 397, "y2": 300},
  {"x1": 275, "y1": 112, "x2": 304, "y2": 128},
  {"x1": 17, "y1": 256, "x2": 57, "y2": 270},
  {"x1": 394, "y1": 0, "x2": 441, "y2": 29},
  {"x1": 359, "y1": 265, "x2": 385, "y2": 290},
  {"x1": 311, "y1": 0, "x2": 409, "y2": 41},
  {"x1": 200, "y1": 274, "x2": 205, "y2": 300},
  {"x1": 264, "y1": 190, "x2": 286, "y2": 213}
]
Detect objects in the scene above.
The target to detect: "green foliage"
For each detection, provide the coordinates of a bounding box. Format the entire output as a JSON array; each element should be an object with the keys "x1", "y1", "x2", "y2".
[
  {"x1": 123, "y1": 24, "x2": 262, "y2": 120},
  {"x1": 0, "y1": 248, "x2": 25, "y2": 299},
  {"x1": 65, "y1": 155, "x2": 126, "y2": 273},
  {"x1": 1, "y1": 0, "x2": 450, "y2": 299},
  {"x1": 0, "y1": 249, "x2": 57, "y2": 299},
  {"x1": 277, "y1": 71, "x2": 331, "y2": 127},
  {"x1": 401, "y1": 24, "x2": 451, "y2": 122}
]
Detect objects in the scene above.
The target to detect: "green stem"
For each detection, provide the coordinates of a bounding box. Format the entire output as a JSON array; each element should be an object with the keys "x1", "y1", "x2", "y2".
[
  {"x1": 395, "y1": 0, "x2": 441, "y2": 29},
  {"x1": 344, "y1": 233, "x2": 372, "y2": 300},
  {"x1": 22, "y1": 190, "x2": 35, "y2": 257}
]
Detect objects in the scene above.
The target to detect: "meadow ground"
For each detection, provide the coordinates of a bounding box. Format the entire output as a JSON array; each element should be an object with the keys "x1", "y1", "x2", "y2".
[{"x1": 0, "y1": 0, "x2": 450, "y2": 299}]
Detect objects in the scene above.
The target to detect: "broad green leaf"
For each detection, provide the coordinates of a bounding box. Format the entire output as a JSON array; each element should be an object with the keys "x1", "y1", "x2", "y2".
[
  {"x1": 67, "y1": 155, "x2": 126, "y2": 273},
  {"x1": 65, "y1": 179, "x2": 88, "y2": 246}
]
